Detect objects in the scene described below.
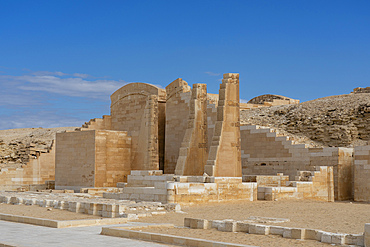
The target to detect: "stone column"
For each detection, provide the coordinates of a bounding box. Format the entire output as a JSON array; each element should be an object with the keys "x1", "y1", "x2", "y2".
[
  {"x1": 204, "y1": 73, "x2": 242, "y2": 177},
  {"x1": 175, "y1": 83, "x2": 208, "y2": 175}
]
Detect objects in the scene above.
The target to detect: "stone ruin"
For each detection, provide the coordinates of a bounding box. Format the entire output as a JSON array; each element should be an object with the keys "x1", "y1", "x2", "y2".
[
  {"x1": 0, "y1": 73, "x2": 369, "y2": 204},
  {"x1": 51, "y1": 73, "x2": 333, "y2": 203}
]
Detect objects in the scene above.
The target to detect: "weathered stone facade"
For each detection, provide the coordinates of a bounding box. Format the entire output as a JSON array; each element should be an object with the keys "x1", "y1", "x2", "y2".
[
  {"x1": 240, "y1": 125, "x2": 353, "y2": 201},
  {"x1": 55, "y1": 130, "x2": 131, "y2": 191},
  {"x1": 2, "y1": 73, "x2": 367, "y2": 203},
  {"x1": 354, "y1": 145, "x2": 370, "y2": 202}
]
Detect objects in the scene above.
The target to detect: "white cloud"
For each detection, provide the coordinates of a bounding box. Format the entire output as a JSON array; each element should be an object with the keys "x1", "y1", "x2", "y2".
[
  {"x1": 240, "y1": 99, "x2": 249, "y2": 103},
  {"x1": 0, "y1": 72, "x2": 127, "y2": 99},
  {"x1": 205, "y1": 71, "x2": 221, "y2": 76},
  {"x1": 0, "y1": 111, "x2": 83, "y2": 130},
  {"x1": 73, "y1": 73, "x2": 90, "y2": 78},
  {"x1": 30, "y1": 71, "x2": 68, "y2": 76}
]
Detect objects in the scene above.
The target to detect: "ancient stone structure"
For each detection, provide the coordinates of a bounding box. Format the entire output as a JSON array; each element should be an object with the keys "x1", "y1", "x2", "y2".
[
  {"x1": 174, "y1": 83, "x2": 208, "y2": 176},
  {"x1": 1, "y1": 73, "x2": 368, "y2": 203},
  {"x1": 55, "y1": 130, "x2": 131, "y2": 191},
  {"x1": 354, "y1": 145, "x2": 370, "y2": 202},
  {"x1": 353, "y1": 87, "x2": 370, "y2": 94},
  {"x1": 205, "y1": 73, "x2": 242, "y2": 177},
  {"x1": 240, "y1": 125, "x2": 353, "y2": 201},
  {"x1": 0, "y1": 143, "x2": 55, "y2": 190},
  {"x1": 247, "y1": 94, "x2": 299, "y2": 106}
]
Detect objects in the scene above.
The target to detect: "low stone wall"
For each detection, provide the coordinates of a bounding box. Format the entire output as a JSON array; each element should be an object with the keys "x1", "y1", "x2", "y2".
[
  {"x1": 0, "y1": 191, "x2": 179, "y2": 219},
  {"x1": 257, "y1": 167, "x2": 334, "y2": 202},
  {"x1": 241, "y1": 125, "x2": 353, "y2": 201},
  {"x1": 185, "y1": 218, "x2": 366, "y2": 246},
  {"x1": 243, "y1": 174, "x2": 289, "y2": 187}
]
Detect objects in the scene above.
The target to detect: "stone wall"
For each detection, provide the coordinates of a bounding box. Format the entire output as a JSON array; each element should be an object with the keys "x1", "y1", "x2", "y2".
[
  {"x1": 205, "y1": 73, "x2": 242, "y2": 177},
  {"x1": 240, "y1": 125, "x2": 353, "y2": 201},
  {"x1": 82, "y1": 115, "x2": 112, "y2": 130},
  {"x1": 110, "y1": 83, "x2": 166, "y2": 170},
  {"x1": 164, "y1": 79, "x2": 191, "y2": 174},
  {"x1": 353, "y1": 87, "x2": 370, "y2": 94},
  {"x1": 55, "y1": 130, "x2": 131, "y2": 191},
  {"x1": 0, "y1": 143, "x2": 55, "y2": 189},
  {"x1": 354, "y1": 145, "x2": 370, "y2": 202},
  {"x1": 175, "y1": 84, "x2": 208, "y2": 176},
  {"x1": 257, "y1": 167, "x2": 334, "y2": 202},
  {"x1": 248, "y1": 94, "x2": 299, "y2": 106}
]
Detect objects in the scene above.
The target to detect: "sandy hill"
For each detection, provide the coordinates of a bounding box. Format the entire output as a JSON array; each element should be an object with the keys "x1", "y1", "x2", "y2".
[{"x1": 241, "y1": 92, "x2": 370, "y2": 148}]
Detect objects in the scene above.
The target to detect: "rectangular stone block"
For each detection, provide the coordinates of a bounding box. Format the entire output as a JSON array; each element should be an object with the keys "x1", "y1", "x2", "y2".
[
  {"x1": 269, "y1": 226, "x2": 284, "y2": 236},
  {"x1": 283, "y1": 228, "x2": 292, "y2": 238},
  {"x1": 235, "y1": 222, "x2": 249, "y2": 233},
  {"x1": 249, "y1": 224, "x2": 269, "y2": 235},
  {"x1": 218, "y1": 221, "x2": 236, "y2": 232},
  {"x1": 305, "y1": 229, "x2": 318, "y2": 240},
  {"x1": 291, "y1": 228, "x2": 306, "y2": 239},
  {"x1": 365, "y1": 223, "x2": 370, "y2": 247},
  {"x1": 184, "y1": 218, "x2": 191, "y2": 227},
  {"x1": 321, "y1": 232, "x2": 332, "y2": 243}
]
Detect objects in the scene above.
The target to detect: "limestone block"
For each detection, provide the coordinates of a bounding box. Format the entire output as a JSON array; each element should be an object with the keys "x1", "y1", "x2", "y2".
[
  {"x1": 9, "y1": 197, "x2": 18, "y2": 205},
  {"x1": 218, "y1": 220, "x2": 236, "y2": 232},
  {"x1": 249, "y1": 224, "x2": 270, "y2": 235},
  {"x1": 291, "y1": 228, "x2": 306, "y2": 239},
  {"x1": 211, "y1": 220, "x2": 223, "y2": 229},
  {"x1": 43, "y1": 199, "x2": 53, "y2": 207},
  {"x1": 321, "y1": 232, "x2": 332, "y2": 243},
  {"x1": 24, "y1": 198, "x2": 36, "y2": 206},
  {"x1": 184, "y1": 218, "x2": 191, "y2": 227},
  {"x1": 305, "y1": 229, "x2": 318, "y2": 240},
  {"x1": 269, "y1": 226, "x2": 284, "y2": 236},
  {"x1": 235, "y1": 222, "x2": 250, "y2": 233},
  {"x1": 283, "y1": 228, "x2": 292, "y2": 238},
  {"x1": 365, "y1": 223, "x2": 370, "y2": 247},
  {"x1": 331, "y1": 233, "x2": 345, "y2": 245}
]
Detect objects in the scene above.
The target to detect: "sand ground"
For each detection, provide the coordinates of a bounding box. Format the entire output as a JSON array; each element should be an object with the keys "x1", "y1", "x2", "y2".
[
  {"x1": 135, "y1": 200, "x2": 370, "y2": 246},
  {"x1": 1, "y1": 199, "x2": 369, "y2": 246},
  {"x1": 0, "y1": 203, "x2": 101, "y2": 220},
  {"x1": 137, "y1": 200, "x2": 370, "y2": 234}
]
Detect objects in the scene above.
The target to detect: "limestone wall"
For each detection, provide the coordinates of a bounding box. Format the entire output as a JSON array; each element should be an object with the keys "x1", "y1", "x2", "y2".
[
  {"x1": 82, "y1": 115, "x2": 112, "y2": 130},
  {"x1": 0, "y1": 143, "x2": 56, "y2": 189},
  {"x1": 110, "y1": 83, "x2": 166, "y2": 171},
  {"x1": 354, "y1": 145, "x2": 370, "y2": 202},
  {"x1": 94, "y1": 130, "x2": 131, "y2": 187},
  {"x1": 55, "y1": 131, "x2": 96, "y2": 190},
  {"x1": 240, "y1": 125, "x2": 353, "y2": 201},
  {"x1": 55, "y1": 130, "x2": 131, "y2": 191},
  {"x1": 205, "y1": 73, "x2": 242, "y2": 177},
  {"x1": 164, "y1": 79, "x2": 191, "y2": 174},
  {"x1": 257, "y1": 166, "x2": 334, "y2": 202},
  {"x1": 175, "y1": 84, "x2": 208, "y2": 175}
]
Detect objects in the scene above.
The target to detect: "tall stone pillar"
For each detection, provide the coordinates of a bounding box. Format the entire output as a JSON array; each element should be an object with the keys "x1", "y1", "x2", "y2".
[
  {"x1": 204, "y1": 73, "x2": 242, "y2": 177},
  {"x1": 175, "y1": 83, "x2": 208, "y2": 175}
]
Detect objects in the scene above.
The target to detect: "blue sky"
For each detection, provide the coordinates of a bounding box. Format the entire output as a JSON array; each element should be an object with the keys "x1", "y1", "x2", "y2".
[{"x1": 0, "y1": 0, "x2": 369, "y2": 130}]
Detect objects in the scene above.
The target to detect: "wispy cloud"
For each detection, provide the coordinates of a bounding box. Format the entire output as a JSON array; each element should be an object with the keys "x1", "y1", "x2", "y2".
[
  {"x1": 240, "y1": 99, "x2": 249, "y2": 103},
  {"x1": 0, "y1": 110, "x2": 83, "y2": 130},
  {"x1": 72, "y1": 73, "x2": 90, "y2": 78},
  {"x1": 0, "y1": 71, "x2": 127, "y2": 99},
  {"x1": 205, "y1": 71, "x2": 221, "y2": 76},
  {"x1": 30, "y1": 71, "x2": 68, "y2": 76}
]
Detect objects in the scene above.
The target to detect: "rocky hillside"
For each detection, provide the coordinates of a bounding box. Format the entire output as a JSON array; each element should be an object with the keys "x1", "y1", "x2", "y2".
[
  {"x1": 0, "y1": 127, "x2": 77, "y2": 168},
  {"x1": 241, "y1": 92, "x2": 370, "y2": 148}
]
